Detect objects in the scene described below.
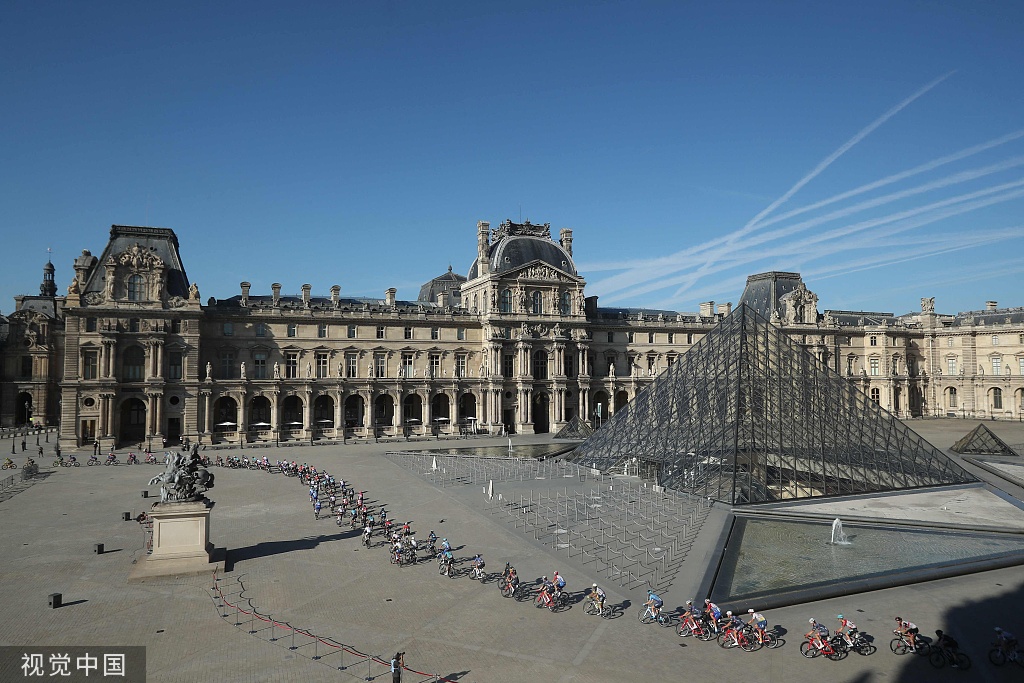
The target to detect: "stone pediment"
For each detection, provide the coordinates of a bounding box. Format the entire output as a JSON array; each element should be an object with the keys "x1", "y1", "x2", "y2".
[
  {"x1": 113, "y1": 243, "x2": 165, "y2": 270},
  {"x1": 506, "y1": 260, "x2": 580, "y2": 283}
]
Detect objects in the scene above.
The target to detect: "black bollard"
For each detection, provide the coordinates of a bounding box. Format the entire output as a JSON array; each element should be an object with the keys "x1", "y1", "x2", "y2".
[
  {"x1": 94, "y1": 543, "x2": 104, "y2": 554},
  {"x1": 141, "y1": 490, "x2": 148, "y2": 498},
  {"x1": 48, "y1": 593, "x2": 62, "y2": 609},
  {"x1": 122, "y1": 512, "x2": 131, "y2": 521}
]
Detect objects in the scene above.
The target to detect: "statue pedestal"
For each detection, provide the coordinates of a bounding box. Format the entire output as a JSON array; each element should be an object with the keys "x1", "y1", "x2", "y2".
[{"x1": 128, "y1": 498, "x2": 223, "y2": 581}]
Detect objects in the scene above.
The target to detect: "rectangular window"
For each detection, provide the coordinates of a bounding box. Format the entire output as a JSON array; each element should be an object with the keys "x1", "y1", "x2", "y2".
[
  {"x1": 287, "y1": 324, "x2": 297, "y2": 338},
  {"x1": 993, "y1": 357, "x2": 1002, "y2": 375},
  {"x1": 564, "y1": 351, "x2": 573, "y2": 377},
  {"x1": 947, "y1": 358, "x2": 957, "y2": 376},
  {"x1": 455, "y1": 354, "x2": 467, "y2": 378},
  {"x1": 318, "y1": 324, "x2": 328, "y2": 339},
  {"x1": 607, "y1": 331, "x2": 614, "y2": 343},
  {"x1": 993, "y1": 336, "x2": 1000, "y2": 346},
  {"x1": 346, "y1": 352, "x2": 358, "y2": 378},
  {"x1": 375, "y1": 353, "x2": 386, "y2": 378},
  {"x1": 404, "y1": 327, "x2": 413, "y2": 340},
  {"x1": 129, "y1": 318, "x2": 140, "y2": 333},
  {"x1": 347, "y1": 325, "x2": 357, "y2": 339},
  {"x1": 83, "y1": 350, "x2": 98, "y2": 380},
  {"x1": 948, "y1": 337, "x2": 954, "y2": 347},
  {"x1": 667, "y1": 332, "x2": 674, "y2": 344},
  {"x1": 686, "y1": 333, "x2": 693, "y2": 344},
  {"x1": 457, "y1": 327, "x2": 466, "y2": 341},
  {"x1": 170, "y1": 319, "x2": 181, "y2": 334},
  {"x1": 648, "y1": 332, "x2": 655, "y2": 344},
  {"x1": 223, "y1": 322, "x2": 233, "y2": 336},
  {"x1": 667, "y1": 355, "x2": 676, "y2": 367},
  {"x1": 255, "y1": 323, "x2": 266, "y2": 337},
  {"x1": 220, "y1": 352, "x2": 236, "y2": 380},
  {"x1": 870, "y1": 336, "x2": 877, "y2": 346},
  {"x1": 627, "y1": 332, "x2": 634, "y2": 343},
  {"x1": 253, "y1": 352, "x2": 267, "y2": 379},
  {"x1": 376, "y1": 325, "x2": 385, "y2": 340},
  {"x1": 429, "y1": 353, "x2": 441, "y2": 378},
  {"x1": 401, "y1": 353, "x2": 414, "y2": 377},
  {"x1": 502, "y1": 354, "x2": 514, "y2": 378},
  {"x1": 316, "y1": 352, "x2": 328, "y2": 378},
  {"x1": 647, "y1": 356, "x2": 656, "y2": 374},
  {"x1": 431, "y1": 327, "x2": 440, "y2": 340},
  {"x1": 168, "y1": 351, "x2": 183, "y2": 380},
  {"x1": 1019, "y1": 357, "x2": 1024, "y2": 376},
  {"x1": 285, "y1": 353, "x2": 298, "y2": 379},
  {"x1": 870, "y1": 358, "x2": 880, "y2": 376},
  {"x1": 86, "y1": 317, "x2": 97, "y2": 332}
]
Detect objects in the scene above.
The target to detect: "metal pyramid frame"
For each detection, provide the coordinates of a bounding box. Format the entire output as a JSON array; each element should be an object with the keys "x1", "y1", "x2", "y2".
[
  {"x1": 570, "y1": 303, "x2": 976, "y2": 504},
  {"x1": 951, "y1": 423, "x2": 1020, "y2": 456},
  {"x1": 553, "y1": 415, "x2": 595, "y2": 440}
]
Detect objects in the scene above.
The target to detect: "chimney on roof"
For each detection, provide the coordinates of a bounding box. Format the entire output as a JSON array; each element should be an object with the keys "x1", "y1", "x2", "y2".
[
  {"x1": 240, "y1": 282, "x2": 250, "y2": 307},
  {"x1": 330, "y1": 285, "x2": 340, "y2": 306},
  {"x1": 559, "y1": 228, "x2": 573, "y2": 257},
  {"x1": 271, "y1": 283, "x2": 281, "y2": 307},
  {"x1": 986, "y1": 301, "x2": 998, "y2": 311},
  {"x1": 385, "y1": 288, "x2": 397, "y2": 307},
  {"x1": 477, "y1": 221, "x2": 490, "y2": 276},
  {"x1": 301, "y1": 284, "x2": 312, "y2": 308},
  {"x1": 718, "y1": 302, "x2": 732, "y2": 316},
  {"x1": 437, "y1": 291, "x2": 448, "y2": 308},
  {"x1": 699, "y1": 301, "x2": 715, "y2": 318}
]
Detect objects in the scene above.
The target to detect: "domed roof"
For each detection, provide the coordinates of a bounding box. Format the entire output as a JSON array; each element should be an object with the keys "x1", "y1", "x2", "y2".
[
  {"x1": 468, "y1": 235, "x2": 577, "y2": 280},
  {"x1": 418, "y1": 265, "x2": 466, "y2": 303}
]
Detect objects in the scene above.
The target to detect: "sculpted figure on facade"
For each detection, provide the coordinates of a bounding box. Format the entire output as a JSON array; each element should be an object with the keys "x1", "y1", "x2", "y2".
[
  {"x1": 67, "y1": 277, "x2": 80, "y2": 295},
  {"x1": 189, "y1": 282, "x2": 200, "y2": 300},
  {"x1": 273, "y1": 362, "x2": 281, "y2": 379},
  {"x1": 921, "y1": 297, "x2": 935, "y2": 314},
  {"x1": 239, "y1": 362, "x2": 246, "y2": 380},
  {"x1": 205, "y1": 362, "x2": 213, "y2": 380}
]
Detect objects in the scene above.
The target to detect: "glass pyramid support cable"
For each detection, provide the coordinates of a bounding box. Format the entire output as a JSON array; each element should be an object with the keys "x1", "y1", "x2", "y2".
[
  {"x1": 553, "y1": 415, "x2": 595, "y2": 440},
  {"x1": 951, "y1": 424, "x2": 1020, "y2": 456},
  {"x1": 569, "y1": 303, "x2": 976, "y2": 504}
]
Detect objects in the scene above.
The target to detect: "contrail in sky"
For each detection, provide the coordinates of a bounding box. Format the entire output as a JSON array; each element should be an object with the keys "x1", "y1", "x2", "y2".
[{"x1": 668, "y1": 71, "x2": 957, "y2": 299}]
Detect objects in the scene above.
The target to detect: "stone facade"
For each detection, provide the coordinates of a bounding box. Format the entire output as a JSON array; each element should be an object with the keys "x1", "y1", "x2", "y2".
[{"x1": 2, "y1": 223, "x2": 1022, "y2": 448}]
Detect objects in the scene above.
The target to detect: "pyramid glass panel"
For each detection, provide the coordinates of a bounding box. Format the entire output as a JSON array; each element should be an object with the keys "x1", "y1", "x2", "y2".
[
  {"x1": 570, "y1": 304, "x2": 976, "y2": 504},
  {"x1": 951, "y1": 424, "x2": 1020, "y2": 456},
  {"x1": 553, "y1": 415, "x2": 594, "y2": 440}
]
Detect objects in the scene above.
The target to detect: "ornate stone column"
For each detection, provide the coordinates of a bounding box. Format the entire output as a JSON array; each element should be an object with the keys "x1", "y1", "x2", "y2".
[{"x1": 202, "y1": 391, "x2": 212, "y2": 435}]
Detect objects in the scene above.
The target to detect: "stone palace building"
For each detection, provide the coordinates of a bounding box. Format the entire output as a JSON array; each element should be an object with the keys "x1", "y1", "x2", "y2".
[{"x1": 1, "y1": 221, "x2": 1022, "y2": 450}]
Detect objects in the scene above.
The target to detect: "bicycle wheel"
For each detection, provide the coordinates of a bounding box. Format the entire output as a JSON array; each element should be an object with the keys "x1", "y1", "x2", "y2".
[
  {"x1": 929, "y1": 650, "x2": 946, "y2": 668},
  {"x1": 799, "y1": 641, "x2": 820, "y2": 659},
  {"x1": 583, "y1": 602, "x2": 598, "y2": 616},
  {"x1": 501, "y1": 585, "x2": 513, "y2": 599},
  {"x1": 600, "y1": 606, "x2": 613, "y2": 619},
  {"x1": 825, "y1": 647, "x2": 847, "y2": 661},
  {"x1": 989, "y1": 648, "x2": 1006, "y2": 666},
  {"x1": 890, "y1": 638, "x2": 908, "y2": 655},
  {"x1": 74, "y1": 461, "x2": 80, "y2": 467},
  {"x1": 856, "y1": 643, "x2": 877, "y2": 656},
  {"x1": 677, "y1": 622, "x2": 692, "y2": 637},
  {"x1": 695, "y1": 626, "x2": 715, "y2": 642},
  {"x1": 717, "y1": 632, "x2": 732, "y2": 649},
  {"x1": 741, "y1": 635, "x2": 761, "y2": 652},
  {"x1": 764, "y1": 633, "x2": 782, "y2": 649},
  {"x1": 954, "y1": 652, "x2": 971, "y2": 670}
]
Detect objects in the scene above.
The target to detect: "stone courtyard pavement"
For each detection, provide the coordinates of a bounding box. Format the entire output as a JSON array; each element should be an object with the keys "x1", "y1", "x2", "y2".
[{"x1": 1, "y1": 423, "x2": 1023, "y2": 682}]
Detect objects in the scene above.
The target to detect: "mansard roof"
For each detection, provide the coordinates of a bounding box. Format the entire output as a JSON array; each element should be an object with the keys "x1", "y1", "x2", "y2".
[
  {"x1": 737, "y1": 271, "x2": 804, "y2": 319},
  {"x1": 468, "y1": 222, "x2": 578, "y2": 280},
  {"x1": 206, "y1": 294, "x2": 470, "y2": 316},
  {"x1": 81, "y1": 225, "x2": 190, "y2": 299},
  {"x1": 418, "y1": 265, "x2": 467, "y2": 303}
]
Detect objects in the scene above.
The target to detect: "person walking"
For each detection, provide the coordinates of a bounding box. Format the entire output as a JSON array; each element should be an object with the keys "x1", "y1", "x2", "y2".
[
  {"x1": 93, "y1": 440, "x2": 100, "y2": 456},
  {"x1": 21, "y1": 437, "x2": 27, "y2": 452},
  {"x1": 390, "y1": 652, "x2": 404, "y2": 683}
]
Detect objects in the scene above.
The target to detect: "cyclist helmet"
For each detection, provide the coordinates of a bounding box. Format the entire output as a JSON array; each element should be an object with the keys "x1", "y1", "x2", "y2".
[
  {"x1": 837, "y1": 614, "x2": 844, "y2": 619},
  {"x1": 936, "y1": 629, "x2": 944, "y2": 636},
  {"x1": 705, "y1": 598, "x2": 711, "y2": 604},
  {"x1": 442, "y1": 538, "x2": 447, "y2": 542},
  {"x1": 748, "y1": 609, "x2": 755, "y2": 614},
  {"x1": 995, "y1": 627, "x2": 1003, "y2": 633},
  {"x1": 726, "y1": 611, "x2": 733, "y2": 617},
  {"x1": 686, "y1": 600, "x2": 693, "y2": 605},
  {"x1": 592, "y1": 583, "x2": 598, "y2": 588},
  {"x1": 809, "y1": 618, "x2": 816, "y2": 624},
  {"x1": 648, "y1": 590, "x2": 654, "y2": 595},
  {"x1": 895, "y1": 616, "x2": 903, "y2": 622}
]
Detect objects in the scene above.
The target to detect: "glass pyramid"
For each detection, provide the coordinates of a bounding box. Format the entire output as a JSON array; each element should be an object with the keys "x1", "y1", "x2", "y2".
[
  {"x1": 553, "y1": 415, "x2": 595, "y2": 440},
  {"x1": 570, "y1": 303, "x2": 976, "y2": 504},
  {"x1": 951, "y1": 424, "x2": 1020, "y2": 456}
]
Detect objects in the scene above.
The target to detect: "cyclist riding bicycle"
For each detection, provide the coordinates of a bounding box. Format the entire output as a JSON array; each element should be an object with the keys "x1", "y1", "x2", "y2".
[
  {"x1": 538, "y1": 576, "x2": 555, "y2": 607},
  {"x1": 994, "y1": 627, "x2": 1018, "y2": 660},
  {"x1": 747, "y1": 609, "x2": 768, "y2": 643},
  {"x1": 590, "y1": 583, "x2": 606, "y2": 612},
  {"x1": 507, "y1": 568, "x2": 520, "y2": 592},
  {"x1": 724, "y1": 611, "x2": 744, "y2": 646},
  {"x1": 645, "y1": 590, "x2": 664, "y2": 619},
  {"x1": 427, "y1": 531, "x2": 438, "y2": 546},
  {"x1": 806, "y1": 618, "x2": 829, "y2": 651},
  {"x1": 440, "y1": 538, "x2": 451, "y2": 553},
  {"x1": 471, "y1": 554, "x2": 485, "y2": 574},
  {"x1": 552, "y1": 571, "x2": 566, "y2": 599},
  {"x1": 894, "y1": 616, "x2": 919, "y2": 651},
  {"x1": 934, "y1": 630, "x2": 961, "y2": 668},
  {"x1": 836, "y1": 614, "x2": 857, "y2": 647},
  {"x1": 704, "y1": 598, "x2": 722, "y2": 631}
]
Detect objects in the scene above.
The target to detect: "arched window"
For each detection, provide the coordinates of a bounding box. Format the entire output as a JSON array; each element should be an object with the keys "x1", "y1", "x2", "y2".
[
  {"x1": 122, "y1": 346, "x2": 145, "y2": 381},
  {"x1": 870, "y1": 387, "x2": 880, "y2": 404},
  {"x1": 532, "y1": 291, "x2": 543, "y2": 315},
  {"x1": 499, "y1": 289, "x2": 512, "y2": 313},
  {"x1": 993, "y1": 388, "x2": 1003, "y2": 410},
  {"x1": 126, "y1": 274, "x2": 144, "y2": 301},
  {"x1": 948, "y1": 387, "x2": 958, "y2": 408},
  {"x1": 560, "y1": 291, "x2": 571, "y2": 315}
]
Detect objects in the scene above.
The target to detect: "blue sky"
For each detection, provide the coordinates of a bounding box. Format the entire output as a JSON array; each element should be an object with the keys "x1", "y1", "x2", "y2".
[{"x1": 3, "y1": 1, "x2": 1023, "y2": 317}]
